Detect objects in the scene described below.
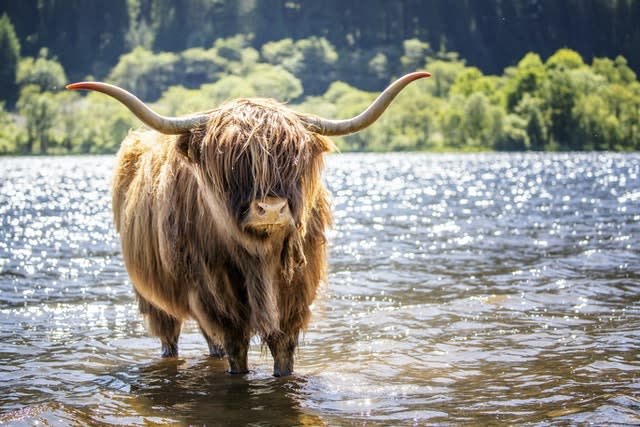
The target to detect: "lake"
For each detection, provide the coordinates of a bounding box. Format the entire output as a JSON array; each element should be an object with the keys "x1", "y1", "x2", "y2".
[{"x1": 1, "y1": 152, "x2": 639, "y2": 425}]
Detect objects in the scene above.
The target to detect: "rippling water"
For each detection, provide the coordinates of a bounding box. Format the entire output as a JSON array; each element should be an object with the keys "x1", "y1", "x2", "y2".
[{"x1": 1, "y1": 153, "x2": 639, "y2": 425}]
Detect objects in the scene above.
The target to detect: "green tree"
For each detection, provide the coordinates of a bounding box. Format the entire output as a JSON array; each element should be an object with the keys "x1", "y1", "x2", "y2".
[
  {"x1": 371, "y1": 84, "x2": 439, "y2": 151},
  {"x1": 199, "y1": 75, "x2": 258, "y2": 106},
  {"x1": 546, "y1": 48, "x2": 586, "y2": 71},
  {"x1": 400, "y1": 39, "x2": 431, "y2": 73},
  {"x1": 493, "y1": 114, "x2": 529, "y2": 151},
  {"x1": 64, "y1": 91, "x2": 139, "y2": 154},
  {"x1": 515, "y1": 94, "x2": 548, "y2": 151},
  {"x1": 590, "y1": 82, "x2": 639, "y2": 150},
  {"x1": 503, "y1": 53, "x2": 546, "y2": 112},
  {"x1": 261, "y1": 38, "x2": 303, "y2": 75},
  {"x1": 155, "y1": 85, "x2": 209, "y2": 117},
  {"x1": 294, "y1": 37, "x2": 338, "y2": 95},
  {"x1": 245, "y1": 64, "x2": 303, "y2": 101},
  {"x1": 626, "y1": 82, "x2": 640, "y2": 149},
  {"x1": 53, "y1": 91, "x2": 81, "y2": 153},
  {"x1": 462, "y1": 92, "x2": 492, "y2": 149},
  {"x1": 572, "y1": 93, "x2": 621, "y2": 151},
  {"x1": 592, "y1": 55, "x2": 637, "y2": 85},
  {"x1": 17, "y1": 85, "x2": 58, "y2": 154},
  {"x1": 423, "y1": 58, "x2": 466, "y2": 98},
  {"x1": 450, "y1": 67, "x2": 497, "y2": 99},
  {"x1": 438, "y1": 96, "x2": 465, "y2": 149},
  {"x1": 0, "y1": 102, "x2": 18, "y2": 154},
  {"x1": 544, "y1": 68, "x2": 579, "y2": 149},
  {"x1": 212, "y1": 34, "x2": 259, "y2": 74},
  {"x1": 368, "y1": 53, "x2": 389, "y2": 81},
  {"x1": 0, "y1": 13, "x2": 20, "y2": 106},
  {"x1": 108, "y1": 47, "x2": 180, "y2": 101},
  {"x1": 179, "y1": 47, "x2": 225, "y2": 88},
  {"x1": 16, "y1": 48, "x2": 67, "y2": 92},
  {"x1": 261, "y1": 36, "x2": 338, "y2": 95},
  {"x1": 569, "y1": 67, "x2": 607, "y2": 95}
]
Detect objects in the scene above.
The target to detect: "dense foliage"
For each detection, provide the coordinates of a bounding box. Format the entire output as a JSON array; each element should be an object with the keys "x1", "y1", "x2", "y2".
[
  {"x1": 1, "y1": 1, "x2": 639, "y2": 154},
  {"x1": 2, "y1": 0, "x2": 639, "y2": 86}
]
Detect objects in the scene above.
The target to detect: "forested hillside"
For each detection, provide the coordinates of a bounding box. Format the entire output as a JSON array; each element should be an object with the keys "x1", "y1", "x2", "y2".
[
  {"x1": 2, "y1": 0, "x2": 639, "y2": 92},
  {"x1": 0, "y1": 0, "x2": 639, "y2": 154}
]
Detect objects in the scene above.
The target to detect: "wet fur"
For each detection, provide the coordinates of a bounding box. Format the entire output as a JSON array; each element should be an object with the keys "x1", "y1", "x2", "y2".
[{"x1": 112, "y1": 98, "x2": 334, "y2": 375}]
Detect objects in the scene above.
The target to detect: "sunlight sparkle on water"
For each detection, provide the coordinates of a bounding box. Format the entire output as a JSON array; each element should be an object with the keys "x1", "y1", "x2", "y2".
[{"x1": 1, "y1": 153, "x2": 639, "y2": 425}]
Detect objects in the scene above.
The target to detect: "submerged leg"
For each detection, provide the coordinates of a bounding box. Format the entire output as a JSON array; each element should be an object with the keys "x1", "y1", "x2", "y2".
[
  {"x1": 189, "y1": 287, "x2": 249, "y2": 373},
  {"x1": 199, "y1": 326, "x2": 226, "y2": 358},
  {"x1": 266, "y1": 331, "x2": 298, "y2": 377},
  {"x1": 267, "y1": 276, "x2": 315, "y2": 377},
  {"x1": 138, "y1": 297, "x2": 182, "y2": 358},
  {"x1": 223, "y1": 327, "x2": 250, "y2": 374}
]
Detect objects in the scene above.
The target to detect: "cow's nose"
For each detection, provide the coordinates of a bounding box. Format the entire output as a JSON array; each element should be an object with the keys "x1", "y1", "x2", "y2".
[{"x1": 249, "y1": 197, "x2": 291, "y2": 226}]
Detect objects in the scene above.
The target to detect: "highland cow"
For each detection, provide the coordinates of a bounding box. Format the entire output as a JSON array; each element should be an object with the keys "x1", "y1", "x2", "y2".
[{"x1": 66, "y1": 72, "x2": 430, "y2": 376}]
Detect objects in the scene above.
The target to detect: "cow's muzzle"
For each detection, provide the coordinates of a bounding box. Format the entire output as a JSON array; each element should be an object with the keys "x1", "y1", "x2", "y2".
[{"x1": 242, "y1": 197, "x2": 293, "y2": 236}]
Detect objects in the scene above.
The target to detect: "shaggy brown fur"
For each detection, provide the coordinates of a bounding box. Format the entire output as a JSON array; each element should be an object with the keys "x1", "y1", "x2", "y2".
[{"x1": 112, "y1": 98, "x2": 334, "y2": 376}]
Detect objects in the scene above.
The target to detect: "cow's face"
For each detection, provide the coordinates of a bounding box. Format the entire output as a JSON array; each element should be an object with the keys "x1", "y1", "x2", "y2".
[{"x1": 182, "y1": 99, "x2": 334, "y2": 242}]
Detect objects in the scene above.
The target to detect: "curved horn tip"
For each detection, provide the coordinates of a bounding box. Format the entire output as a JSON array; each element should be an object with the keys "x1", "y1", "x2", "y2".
[
  {"x1": 407, "y1": 71, "x2": 432, "y2": 80},
  {"x1": 66, "y1": 82, "x2": 94, "y2": 91}
]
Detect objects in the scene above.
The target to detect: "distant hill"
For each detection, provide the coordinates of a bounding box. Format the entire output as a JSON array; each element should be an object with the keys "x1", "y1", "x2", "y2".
[{"x1": 2, "y1": 0, "x2": 639, "y2": 87}]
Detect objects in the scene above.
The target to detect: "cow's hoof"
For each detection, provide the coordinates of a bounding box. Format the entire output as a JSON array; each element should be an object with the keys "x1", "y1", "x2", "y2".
[
  {"x1": 161, "y1": 343, "x2": 178, "y2": 358},
  {"x1": 273, "y1": 368, "x2": 293, "y2": 377},
  {"x1": 227, "y1": 368, "x2": 249, "y2": 375},
  {"x1": 208, "y1": 344, "x2": 226, "y2": 359}
]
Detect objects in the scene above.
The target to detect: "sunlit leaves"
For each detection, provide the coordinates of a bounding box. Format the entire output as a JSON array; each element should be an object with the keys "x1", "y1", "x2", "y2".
[
  {"x1": 422, "y1": 59, "x2": 466, "y2": 98},
  {"x1": 16, "y1": 49, "x2": 67, "y2": 92},
  {"x1": 592, "y1": 56, "x2": 637, "y2": 85},
  {"x1": 546, "y1": 48, "x2": 586, "y2": 71},
  {"x1": 64, "y1": 91, "x2": 139, "y2": 154},
  {"x1": 261, "y1": 38, "x2": 302, "y2": 74},
  {"x1": 503, "y1": 53, "x2": 546, "y2": 112},
  {"x1": 16, "y1": 85, "x2": 58, "y2": 154},
  {"x1": 245, "y1": 64, "x2": 302, "y2": 101},
  {"x1": 450, "y1": 67, "x2": 497, "y2": 99},
  {"x1": 4, "y1": 40, "x2": 640, "y2": 155},
  {"x1": 0, "y1": 101, "x2": 17, "y2": 154},
  {"x1": 261, "y1": 36, "x2": 338, "y2": 96},
  {"x1": 107, "y1": 47, "x2": 179, "y2": 101},
  {"x1": 400, "y1": 39, "x2": 432, "y2": 74}
]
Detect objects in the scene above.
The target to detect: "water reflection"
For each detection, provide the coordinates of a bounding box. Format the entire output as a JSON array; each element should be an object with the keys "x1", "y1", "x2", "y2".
[
  {"x1": 97, "y1": 358, "x2": 324, "y2": 426},
  {"x1": 1, "y1": 153, "x2": 639, "y2": 425}
]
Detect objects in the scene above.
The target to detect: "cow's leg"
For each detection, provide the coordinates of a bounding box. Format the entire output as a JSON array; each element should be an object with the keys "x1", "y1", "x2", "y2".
[
  {"x1": 138, "y1": 297, "x2": 182, "y2": 357},
  {"x1": 267, "y1": 267, "x2": 320, "y2": 377},
  {"x1": 188, "y1": 288, "x2": 249, "y2": 373},
  {"x1": 266, "y1": 331, "x2": 298, "y2": 377},
  {"x1": 199, "y1": 326, "x2": 226, "y2": 358},
  {"x1": 223, "y1": 327, "x2": 250, "y2": 374}
]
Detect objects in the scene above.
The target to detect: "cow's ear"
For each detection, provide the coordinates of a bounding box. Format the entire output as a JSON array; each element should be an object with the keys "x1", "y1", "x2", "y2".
[{"x1": 176, "y1": 133, "x2": 201, "y2": 162}]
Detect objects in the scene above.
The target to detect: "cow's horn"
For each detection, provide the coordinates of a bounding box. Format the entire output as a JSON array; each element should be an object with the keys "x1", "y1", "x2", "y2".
[
  {"x1": 301, "y1": 71, "x2": 431, "y2": 136},
  {"x1": 66, "y1": 82, "x2": 209, "y2": 134}
]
